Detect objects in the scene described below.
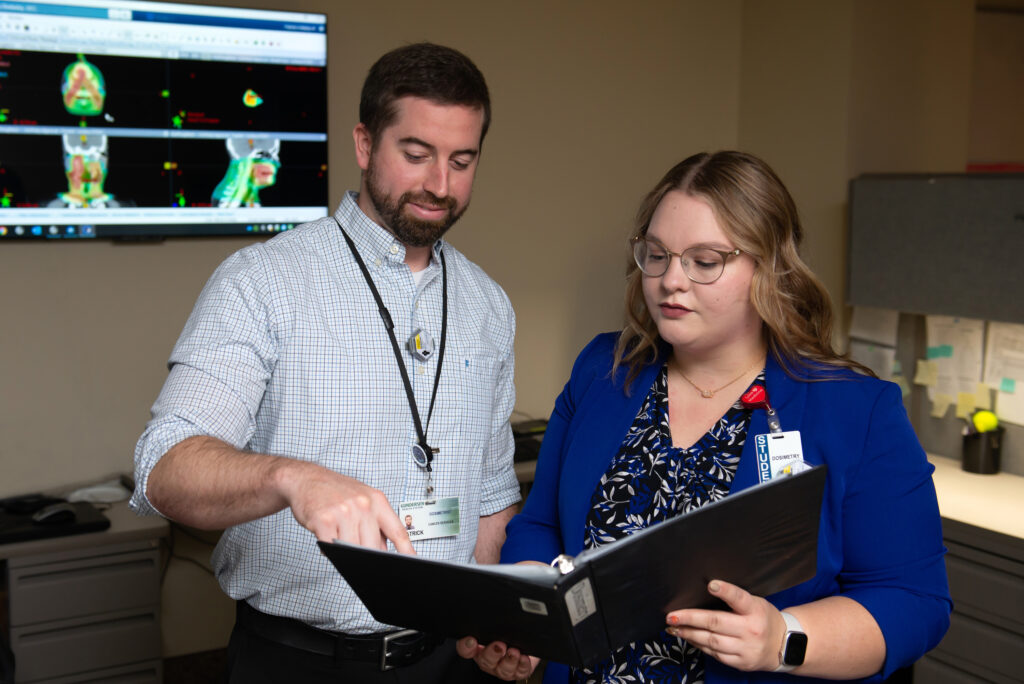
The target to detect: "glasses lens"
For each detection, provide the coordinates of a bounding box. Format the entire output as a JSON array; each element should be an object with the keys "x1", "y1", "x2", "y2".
[
  {"x1": 633, "y1": 239, "x2": 668, "y2": 276},
  {"x1": 681, "y1": 247, "x2": 726, "y2": 284}
]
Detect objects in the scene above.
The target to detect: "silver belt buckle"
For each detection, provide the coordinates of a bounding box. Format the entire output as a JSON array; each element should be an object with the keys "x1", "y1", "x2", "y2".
[{"x1": 380, "y1": 629, "x2": 420, "y2": 671}]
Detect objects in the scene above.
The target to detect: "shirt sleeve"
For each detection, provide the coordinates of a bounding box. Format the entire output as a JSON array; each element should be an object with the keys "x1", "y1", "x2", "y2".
[
  {"x1": 837, "y1": 382, "x2": 952, "y2": 679},
  {"x1": 476, "y1": 293, "x2": 521, "y2": 517},
  {"x1": 130, "y1": 248, "x2": 277, "y2": 517}
]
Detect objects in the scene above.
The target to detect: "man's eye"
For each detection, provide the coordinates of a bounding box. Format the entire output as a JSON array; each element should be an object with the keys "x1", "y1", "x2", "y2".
[
  {"x1": 405, "y1": 153, "x2": 428, "y2": 163},
  {"x1": 451, "y1": 159, "x2": 471, "y2": 171}
]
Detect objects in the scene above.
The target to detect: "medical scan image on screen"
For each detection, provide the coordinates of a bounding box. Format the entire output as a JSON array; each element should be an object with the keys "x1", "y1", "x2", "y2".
[{"x1": 0, "y1": 0, "x2": 328, "y2": 240}]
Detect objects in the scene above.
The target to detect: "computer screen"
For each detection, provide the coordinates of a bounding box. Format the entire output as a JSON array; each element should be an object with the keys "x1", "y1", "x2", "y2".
[{"x1": 0, "y1": 0, "x2": 328, "y2": 240}]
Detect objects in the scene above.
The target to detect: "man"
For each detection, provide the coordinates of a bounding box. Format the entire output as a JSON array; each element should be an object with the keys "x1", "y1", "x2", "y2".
[{"x1": 131, "y1": 43, "x2": 519, "y2": 682}]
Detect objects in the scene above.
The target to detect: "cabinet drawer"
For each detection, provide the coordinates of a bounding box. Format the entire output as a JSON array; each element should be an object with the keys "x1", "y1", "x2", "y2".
[
  {"x1": 945, "y1": 553, "x2": 1024, "y2": 634},
  {"x1": 11, "y1": 607, "x2": 161, "y2": 682},
  {"x1": 9, "y1": 549, "x2": 160, "y2": 626},
  {"x1": 930, "y1": 611, "x2": 1024, "y2": 681},
  {"x1": 914, "y1": 655, "x2": 990, "y2": 684},
  {"x1": 27, "y1": 659, "x2": 162, "y2": 683}
]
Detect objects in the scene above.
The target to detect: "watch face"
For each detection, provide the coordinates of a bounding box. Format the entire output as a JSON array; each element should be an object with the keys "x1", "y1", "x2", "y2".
[{"x1": 783, "y1": 632, "x2": 808, "y2": 666}]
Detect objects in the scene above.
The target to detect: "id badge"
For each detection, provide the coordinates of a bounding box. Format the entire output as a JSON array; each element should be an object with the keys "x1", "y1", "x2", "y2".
[
  {"x1": 754, "y1": 431, "x2": 810, "y2": 484},
  {"x1": 399, "y1": 497, "x2": 460, "y2": 540}
]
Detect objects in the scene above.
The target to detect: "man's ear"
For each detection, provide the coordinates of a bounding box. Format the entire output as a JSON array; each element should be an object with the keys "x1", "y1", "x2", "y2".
[{"x1": 353, "y1": 123, "x2": 373, "y2": 172}]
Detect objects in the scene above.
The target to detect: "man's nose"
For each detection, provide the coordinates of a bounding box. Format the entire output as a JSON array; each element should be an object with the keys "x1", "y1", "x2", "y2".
[{"x1": 423, "y1": 162, "x2": 449, "y2": 199}]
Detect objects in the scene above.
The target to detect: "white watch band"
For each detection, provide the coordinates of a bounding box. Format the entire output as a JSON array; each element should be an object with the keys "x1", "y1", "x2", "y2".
[{"x1": 774, "y1": 611, "x2": 805, "y2": 673}]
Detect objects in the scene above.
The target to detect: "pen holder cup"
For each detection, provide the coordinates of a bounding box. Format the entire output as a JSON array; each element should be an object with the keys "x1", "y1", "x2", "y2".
[{"x1": 962, "y1": 427, "x2": 1003, "y2": 475}]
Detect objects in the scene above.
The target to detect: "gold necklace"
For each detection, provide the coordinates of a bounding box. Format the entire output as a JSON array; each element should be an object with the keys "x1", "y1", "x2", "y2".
[{"x1": 671, "y1": 356, "x2": 764, "y2": 399}]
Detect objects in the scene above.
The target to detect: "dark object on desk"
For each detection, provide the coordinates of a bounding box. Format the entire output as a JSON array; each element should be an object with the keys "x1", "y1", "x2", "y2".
[
  {"x1": 962, "y1": 427, "x2": 1003, "y2": 474},
  {"x1": 0, "y1": 493, "x2": 65, "y2": 516},
  {"x1": 512, "y1": 418, "x2": 546, "y2": 463},
  {"x1": 0, "y1": 501, "x2": 110, "y2": 544},
  {"x1": 31, "y1": 502, "x2": 78, "y2": 525},
  {"x1": 320, "y1": 466, "x2": 826, "y2": 668}
]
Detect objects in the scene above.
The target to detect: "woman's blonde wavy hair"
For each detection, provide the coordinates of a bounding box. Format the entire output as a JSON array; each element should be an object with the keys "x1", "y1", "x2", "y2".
[{"x1": 613, "y1": 150, "x2": 872, "y2": 388}]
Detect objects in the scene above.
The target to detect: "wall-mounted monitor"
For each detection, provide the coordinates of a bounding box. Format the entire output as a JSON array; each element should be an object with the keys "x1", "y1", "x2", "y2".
[{"x1": 0, "y1": 0, "x2": 328, "y2": 240}]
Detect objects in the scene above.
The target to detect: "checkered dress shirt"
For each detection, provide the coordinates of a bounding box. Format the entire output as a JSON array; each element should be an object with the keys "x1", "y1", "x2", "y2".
[{"x1": 131, "y1": 191, "x2": 520, "y2": 632}]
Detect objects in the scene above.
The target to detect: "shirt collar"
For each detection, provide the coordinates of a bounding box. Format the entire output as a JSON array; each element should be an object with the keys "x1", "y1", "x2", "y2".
[{"x1": 334, "y1": 191, "x2": 444, "y2": 268}]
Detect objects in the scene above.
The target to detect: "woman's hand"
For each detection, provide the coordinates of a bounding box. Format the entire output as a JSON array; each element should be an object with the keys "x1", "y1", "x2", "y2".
[
  {"x1": 665, "y1": 579, "x2": 787, "y2": 672},
  {"x1": 456, "y1": 636, "x2": 539, "y2": 681}
]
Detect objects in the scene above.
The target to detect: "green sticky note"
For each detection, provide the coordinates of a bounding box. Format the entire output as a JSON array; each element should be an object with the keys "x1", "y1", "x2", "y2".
[
  {"x1": 1001, "y1": 378, "x2": 1016, "y2": 394},
  {"x1": 926, "y1": 345, "x2": 953, "y2": 359}
]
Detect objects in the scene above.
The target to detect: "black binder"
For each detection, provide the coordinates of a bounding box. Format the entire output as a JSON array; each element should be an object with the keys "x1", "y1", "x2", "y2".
[{"x1": 318, "y1": 465, "x2": 826, "y2": 668}]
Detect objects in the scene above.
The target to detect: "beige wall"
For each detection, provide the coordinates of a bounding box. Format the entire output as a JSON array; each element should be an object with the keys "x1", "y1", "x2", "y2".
[
  {"x1": 0, "y1": 0, "x2": 999, "y2": 658},
  {"x1": 0, "y1": 0, "x2": 744, "y2": 502}
]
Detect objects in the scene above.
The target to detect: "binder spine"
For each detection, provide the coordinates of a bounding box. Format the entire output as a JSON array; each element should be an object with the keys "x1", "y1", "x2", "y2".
[{"x1": 557, "y1": 564, "x2": 611, "y2": 668}]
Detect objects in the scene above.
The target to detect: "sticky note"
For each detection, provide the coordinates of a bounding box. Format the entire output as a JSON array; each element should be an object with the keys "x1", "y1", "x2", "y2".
[
  {"x1": 914, "y1": 360, "x2": 938, "y2": 387},
  {"x1": 931, "y1": 394, "x2": 953, "y2": 418},
  {"x1": 974, "y1": 383, "x2": 992, "y2": 410},
  {"x1": 926, "y1": 345, "x2": 953, "y2": 359},
  {"x1": 1001, "y1": 378, "x2": 1016, "y2": 394},
  {"x1": 894, "y1": 375, "x2": 911, "y2": 397},
  {"x1": 892, "y1": 359, "x2": 902, "y2": 375},
  {"x1": 955, "y1": 393, "x2": 975, "y2": 419}
]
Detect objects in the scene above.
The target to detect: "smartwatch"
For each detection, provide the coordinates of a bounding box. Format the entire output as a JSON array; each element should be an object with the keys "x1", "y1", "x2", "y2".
[{"x1": 774, "y1": 611, "x2": 807, "y2": 673}]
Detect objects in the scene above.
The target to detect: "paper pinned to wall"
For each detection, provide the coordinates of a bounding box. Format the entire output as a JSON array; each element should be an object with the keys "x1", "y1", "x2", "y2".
[
  {"x1": 974, "y1": 382, "x2": 992, "y2": 410},
  {"x1": 849, "y1": 306, "x2": 899, "y2": 347},
  {"x1": 930, "y1": 394, "x2": 953, "y2": 418},
  {"x1": 849, "y1": 339, "x2": 896, "y2": 381},
  {"x1": 955, "y1": 392, "x2": 975, "y2": 419},
  {"x1": 914, "y1": 359, "x2": 939, "y2": 386},
  {"x1": 983, "y1": 321, "x2": 1024, "y2": 426},
  {"x1": 924, "y1": 316, "x2": 985, "y2": 403}
]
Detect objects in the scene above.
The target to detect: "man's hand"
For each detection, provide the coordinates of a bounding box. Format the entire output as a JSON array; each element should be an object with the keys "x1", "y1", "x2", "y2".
[{"x1": 276, "y1": 460, "x2": 415, "y2": 554}]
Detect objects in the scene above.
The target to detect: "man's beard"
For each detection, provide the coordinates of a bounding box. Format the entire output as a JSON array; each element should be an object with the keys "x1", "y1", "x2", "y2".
[{"x1": 364, "y1": 157, "x2": 468, "y2": 248}]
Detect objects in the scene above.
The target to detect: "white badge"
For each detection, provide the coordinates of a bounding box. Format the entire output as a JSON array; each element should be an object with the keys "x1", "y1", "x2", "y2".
[
  {"x1": 399, "y1": 496, "x2": 460, "y2": 541},
  {"x1": 755, "y1": 430, "x2": 810, "y2": 484}
]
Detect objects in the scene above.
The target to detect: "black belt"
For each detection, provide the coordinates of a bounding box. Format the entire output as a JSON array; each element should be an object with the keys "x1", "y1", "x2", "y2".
[{"x1": 235, "y1": 601, "x2": 443, "y2": 671}]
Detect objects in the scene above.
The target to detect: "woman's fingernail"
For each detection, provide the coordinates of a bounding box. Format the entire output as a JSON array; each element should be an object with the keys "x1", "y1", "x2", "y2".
[
  {"x1": 668, "y1": 614, "x2": 679, "y2": 625},
  {"x1": 709, "y1": 580, "x2": 721, "y2": 593}
]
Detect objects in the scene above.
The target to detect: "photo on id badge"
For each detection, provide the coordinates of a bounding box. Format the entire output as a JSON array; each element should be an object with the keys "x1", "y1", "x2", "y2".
[{"x1": 400, "y1": 497, "x2": 460, "y2": 540}]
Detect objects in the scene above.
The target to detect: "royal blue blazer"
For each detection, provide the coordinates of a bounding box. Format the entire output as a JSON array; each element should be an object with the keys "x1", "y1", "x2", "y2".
[{"x1": 502, "y1": 333, "x2": 951, "y2": 683}]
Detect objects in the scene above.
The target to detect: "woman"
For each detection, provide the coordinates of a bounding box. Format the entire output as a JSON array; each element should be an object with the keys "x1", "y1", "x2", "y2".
[{"x1": 459, "y1": 151, "x2": 950, "y2": 682}]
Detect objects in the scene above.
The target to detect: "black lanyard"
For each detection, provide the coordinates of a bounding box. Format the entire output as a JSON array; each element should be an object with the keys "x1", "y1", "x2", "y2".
[{"x1": 335, "y1": 218, "x2": 448, "y2": 475}]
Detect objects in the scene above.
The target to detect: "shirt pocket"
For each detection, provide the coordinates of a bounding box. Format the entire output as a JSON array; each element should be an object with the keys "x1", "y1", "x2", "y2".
[{"x1": 442, "y1": 343, "x2": 502, "y2": 449}]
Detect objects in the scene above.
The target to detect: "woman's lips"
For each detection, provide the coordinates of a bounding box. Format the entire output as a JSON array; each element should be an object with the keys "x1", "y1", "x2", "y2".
[{"x1": 659, "y1": 303, "x2": 692, "y2": 319}]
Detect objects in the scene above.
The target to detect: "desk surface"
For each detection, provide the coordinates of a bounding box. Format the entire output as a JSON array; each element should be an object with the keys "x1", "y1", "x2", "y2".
[
  {"x1": 928, "y1": 454, "x2": 1024, "y2": 540},
  {"x1": 0, "y1": 500, "x2": 168, "y2": 561}
]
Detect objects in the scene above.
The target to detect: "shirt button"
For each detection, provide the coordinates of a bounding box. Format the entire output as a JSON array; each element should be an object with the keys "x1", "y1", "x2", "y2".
[
  {"x1": 390, "y1": 244, "x2": 400, "y2": 254},
  {"x1": 417, "y1": 366, "x2": 427, "y2": 375},
  {"x1": 374, "y1": 258, "x2": 382, "y2": 268}
]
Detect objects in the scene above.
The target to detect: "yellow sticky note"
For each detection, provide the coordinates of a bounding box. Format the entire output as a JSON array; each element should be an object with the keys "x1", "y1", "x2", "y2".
[
  {"x1": 894, "y1": 375, "x2": 911, "y2": 397},
  {"x1": 914, "y1": 360, "x2": 939, "y2": 387},
  {"x1": 931, "y1": 394, "x2": 953, "y2": 418},
  {"x1": 974, "y1": 382, "x2": 992, "y2": 410},
  {"x1": 955, "y1": 393, "x2": 975, "y2": 419}
]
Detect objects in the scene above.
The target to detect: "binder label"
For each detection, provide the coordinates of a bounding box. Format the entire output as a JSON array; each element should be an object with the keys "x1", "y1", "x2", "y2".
[
  {"x1": 565, "y1": 578, "x2": 596, "y2": 625},
  {"x1": 520, "y1": 597, "x2": 549, "y2": 616}
]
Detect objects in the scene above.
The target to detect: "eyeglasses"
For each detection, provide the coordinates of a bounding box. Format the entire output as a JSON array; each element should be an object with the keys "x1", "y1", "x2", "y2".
[{"x1": 631, "y1": 236, "x2": 741, "y2": 283}]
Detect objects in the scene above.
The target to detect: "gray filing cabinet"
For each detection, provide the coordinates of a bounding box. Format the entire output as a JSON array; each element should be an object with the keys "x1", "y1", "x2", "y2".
[
  {"x1": 914, "y1": 519, "x2": 1024, "y2": 684},
  {"x1": 1, "y1": 502, "x2": 168, "y2": 683}
]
